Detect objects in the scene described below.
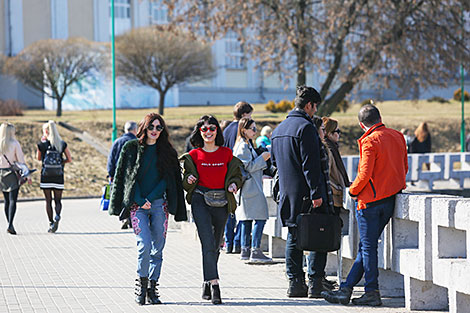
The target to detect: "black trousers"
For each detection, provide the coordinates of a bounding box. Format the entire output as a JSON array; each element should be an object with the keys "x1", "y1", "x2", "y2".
[
  {"x1": 191, "y1": 190, "x2": 229, "y2": 281},
  {"x1": 3, "y1": 188, "x2": 19, "y2": 229}
]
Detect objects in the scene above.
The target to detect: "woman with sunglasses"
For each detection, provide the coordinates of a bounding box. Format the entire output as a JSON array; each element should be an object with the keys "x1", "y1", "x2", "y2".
[
  {"x1": 232, "y1": 117, "x2": 272, "y2": 263},
  {"x1": 321, "y1": 117, "x2": 350, "y2": 216},
  {"x1": 109, "y1": 113, "x2": 187, "y2": 306},
  {"x1": 180, "y1": 115, "x2": 242, "y2": 305}
]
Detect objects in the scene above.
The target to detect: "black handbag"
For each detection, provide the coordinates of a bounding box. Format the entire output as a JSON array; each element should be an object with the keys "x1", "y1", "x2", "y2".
[
  {"x1": 2, "y1": 154, "x2": 26, "y2": 187},
  {"x1": 295, "y1": 198, "x2": 342, "y2": 252}
]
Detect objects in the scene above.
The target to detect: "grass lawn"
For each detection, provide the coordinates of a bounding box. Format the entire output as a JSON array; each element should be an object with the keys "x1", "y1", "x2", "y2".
[{"x1": 1, "y1": 99, "x2": 469, "y2": 199}]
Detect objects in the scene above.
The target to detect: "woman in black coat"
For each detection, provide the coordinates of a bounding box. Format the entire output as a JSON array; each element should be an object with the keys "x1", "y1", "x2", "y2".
[{"x1": 109, "y1": 113, "x2": 186, "y2": 305}]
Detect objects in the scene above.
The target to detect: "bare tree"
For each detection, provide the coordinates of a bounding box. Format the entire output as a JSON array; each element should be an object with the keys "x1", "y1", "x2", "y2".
[
  {"x1": 165, "y1": 0, "x2": 470, "y2": 115},
  {"x1": 116, "y1": 25, "x2": 215, "y2": 115},
  {"x1": 4, "y1": 37, "x2": 106, "y2": 117}
]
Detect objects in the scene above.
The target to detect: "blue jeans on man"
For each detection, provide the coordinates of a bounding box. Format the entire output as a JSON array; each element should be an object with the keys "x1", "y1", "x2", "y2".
[
  {"x1": 133, "y1": 198, "x2": 168, "y2": 281},
  {"x1": 341, "y1": 196, "x2": 395, "y2": 292},
  {"x1": 240, "y1": 219, "x2": 266, "y2": 249},
  {"x1": 286, "y1": 227, "x2": 327, "y2": 279}
]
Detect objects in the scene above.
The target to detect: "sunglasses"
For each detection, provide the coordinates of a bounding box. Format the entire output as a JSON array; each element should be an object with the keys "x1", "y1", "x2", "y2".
[
  {"x1": 147, "y1": 124, "x2": 164, "y2": 132},
  {"x1": 333, "y1": 129, "x2": 342, "y2": 134},
  {"x1": 248, "y1": 126, "x2": 257, "y2": 132},
  {"x1": 200, "y1": 125, "x2": 217, "y2": 132}
]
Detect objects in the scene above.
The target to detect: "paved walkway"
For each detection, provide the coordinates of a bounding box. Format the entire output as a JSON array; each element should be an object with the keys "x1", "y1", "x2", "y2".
[{"x1": 0, "y1": 199, "x2": 444, "y2": 313}]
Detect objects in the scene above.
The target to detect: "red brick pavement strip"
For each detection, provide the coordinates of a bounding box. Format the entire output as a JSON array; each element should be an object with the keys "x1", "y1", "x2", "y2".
[{"x1": 0, "y1": 199, "x2": 443, "y2": 313}]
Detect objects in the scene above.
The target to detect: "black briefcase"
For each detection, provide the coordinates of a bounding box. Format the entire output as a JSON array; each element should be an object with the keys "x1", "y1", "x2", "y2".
[{"x1": 296, "y1": 206, "x2": 342, "y2": 252}]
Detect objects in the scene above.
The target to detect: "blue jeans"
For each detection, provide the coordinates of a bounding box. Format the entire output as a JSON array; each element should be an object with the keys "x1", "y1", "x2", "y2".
[
  {"x1": 224, "y1": 214, "x2": 241, "y2": 249},
  {"x1": 192, "y1": 191, "x2": 229, "y2": 281},
  {"x1": 240, "y1": 220, "x2": 266, "y2": 249},
  {"x1": 341, "y1": 196, "x2": 395, "y2": 292},
  {"x1": 286, "y1": 227, "x2": 327, "y2": 279},
  {"x1": 131, "y1": 198, "x2": 168, "y2": 281}
]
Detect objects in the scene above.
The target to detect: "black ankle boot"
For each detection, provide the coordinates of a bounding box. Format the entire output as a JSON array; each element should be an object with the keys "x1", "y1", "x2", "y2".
[
  {"x1": 147, "y1": 280, "x2": 162, "y2": 304},
  {"x1": 135, "y1": 277, "x2": 148, "y2": 305},
  {"x1": 308, "y1": 277, "x2": 325, "y2": 298},
  {"x1": 202, "y1": 281, "x2": 211, "y2": 300},
  {"x1": 287, "y1": 277, "x2": 308, "y2": 297},
  {"x1": 211, "y1": 284, "x2": 222, "y2": 304},
  {"x1": 322, "y1": 286, "x2": 353, "y2": 305},
  {"x1": 352, "y1": 290, "x2": 382, "y2": 306}
]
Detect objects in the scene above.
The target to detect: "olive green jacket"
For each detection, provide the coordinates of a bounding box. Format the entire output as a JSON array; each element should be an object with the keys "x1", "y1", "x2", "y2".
[{"x1": 179, "y1": 152, "x2": 243, "y2": 214}]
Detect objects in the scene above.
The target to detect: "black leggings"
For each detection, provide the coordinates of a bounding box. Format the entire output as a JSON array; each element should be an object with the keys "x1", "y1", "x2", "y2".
[
  {"x1": 3, "y1": 188, "x2": 19, "y2": 229},
  {"x1": 43, "y1": 189, "x2": 63, "y2": 223}
]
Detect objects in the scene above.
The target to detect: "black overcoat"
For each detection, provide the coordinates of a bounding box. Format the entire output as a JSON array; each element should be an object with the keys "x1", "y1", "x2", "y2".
[{"x1": 271, "y1": 109, "x2": 327, "y2": 227}]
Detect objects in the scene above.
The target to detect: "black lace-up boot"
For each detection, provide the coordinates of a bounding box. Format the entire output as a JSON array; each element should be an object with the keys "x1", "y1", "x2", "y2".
[
  {"x1": 147, "y1": 280, "x2": 162, "y2": 304},
  {"x1": 134, "y1": 277, "x2": 148, "y2": 305}
]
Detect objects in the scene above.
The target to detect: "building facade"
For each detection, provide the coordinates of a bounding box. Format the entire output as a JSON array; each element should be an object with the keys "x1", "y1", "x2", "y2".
[
  {"x1": 1, "y1": 0, "x2": 466, "y2": 110},
  {"x1": 1, "y1": 0, "x2": 305, "y2": 110}
]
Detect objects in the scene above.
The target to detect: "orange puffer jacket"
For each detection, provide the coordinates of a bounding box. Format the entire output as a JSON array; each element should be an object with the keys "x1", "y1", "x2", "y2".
[{"x1": 349, "y1": 123, "x2": 408, "y2": 210}]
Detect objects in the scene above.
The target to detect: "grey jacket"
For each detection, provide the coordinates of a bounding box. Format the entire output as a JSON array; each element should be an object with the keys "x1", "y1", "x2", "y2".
[{"x1": 233, "y1": 140, "x2": 269, "y2": 221}]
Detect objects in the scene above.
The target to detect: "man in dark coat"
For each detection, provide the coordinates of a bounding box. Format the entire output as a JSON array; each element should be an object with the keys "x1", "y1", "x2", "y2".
[
  {"x1": 107, "y1": 121, "x2": 137, "y2": 180},
  {"x1": 107, "y1": 121, "x2": 137, "y2": 229},
  {"x1": 271, "y1": 85, "x2": 329, "y2": 298}
]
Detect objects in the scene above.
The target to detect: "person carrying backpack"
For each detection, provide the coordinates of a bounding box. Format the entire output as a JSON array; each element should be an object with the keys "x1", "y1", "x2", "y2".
[{"x1": 37, "y1": 121, "x2": 72, "y2": 233}]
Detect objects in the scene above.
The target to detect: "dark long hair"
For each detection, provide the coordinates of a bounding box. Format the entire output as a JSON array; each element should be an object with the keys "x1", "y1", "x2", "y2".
[
  {"x1": 190, "y1": 115, "x2": 224, "y2": 148},
  {"x1": 136, "y1": 113, "x2": 179, "y2": 175}
]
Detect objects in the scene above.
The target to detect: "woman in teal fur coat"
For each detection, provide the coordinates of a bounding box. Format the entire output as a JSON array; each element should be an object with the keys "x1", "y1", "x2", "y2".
[{"x1": 109, "y1": 113, "x2": 186, "y2": 305}]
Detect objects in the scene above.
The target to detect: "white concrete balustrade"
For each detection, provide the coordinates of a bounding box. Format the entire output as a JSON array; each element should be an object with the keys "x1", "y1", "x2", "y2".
[{"x1": 261, "y1": 178, "x2": 470, "y2": 312}]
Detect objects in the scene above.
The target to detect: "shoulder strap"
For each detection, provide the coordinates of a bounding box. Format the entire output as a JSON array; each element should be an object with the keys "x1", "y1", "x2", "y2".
[{"x1": 2, "y1": 154, "x2": 13, "y2": 167}]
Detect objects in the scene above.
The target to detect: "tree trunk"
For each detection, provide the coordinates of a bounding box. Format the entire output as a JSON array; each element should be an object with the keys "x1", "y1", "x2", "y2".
[
  {"x1": 295, "y1": 0, "x2": 307, "y2": 86},
  {"x1": 318, "y1": 81, "x2": 354, "y2": 116},
  {"x1": 296, "y1": 50, "x2": 306, "y2": 86},
  {"x1": 56, "y1": 98, "x2": 62, "y2": 117},
  {"x1": 158, "y1": 89, "x2": 167, "y2": 115}
]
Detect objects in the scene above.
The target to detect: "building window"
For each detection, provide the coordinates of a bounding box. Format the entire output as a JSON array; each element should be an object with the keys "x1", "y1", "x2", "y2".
[
  {"x1": 109, "y1": 0, "x2": 131, "y2": 36},
  {"x1": 150, "y1": 0, "x2": 168, "y2": 24},
  {"x1": 225, "y1": 31, "x2": 245, "y2": 69},
  {"x1": 110, "y1": 0, "x2": 130, "y2": 19}
]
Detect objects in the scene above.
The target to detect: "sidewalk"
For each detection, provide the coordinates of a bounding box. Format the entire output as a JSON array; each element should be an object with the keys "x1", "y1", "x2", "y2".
[{"x1": 0, "y1": 199, "x2": 443, "y2": 313}]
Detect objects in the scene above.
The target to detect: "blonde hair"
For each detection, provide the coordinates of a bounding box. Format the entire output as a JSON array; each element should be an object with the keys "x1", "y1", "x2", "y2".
[
  {"x1": 0, "y1": 123, "x2": 16, "y2": 154},
  {"x1": 44, "y1": 120, "x2": 64, "y2": 152},
  {"x1": 414, "y1": 122, "x2": 430, "y2": 143},
  {"x1": 260, "y1": 126, "x2": 272, "y2": 137}
]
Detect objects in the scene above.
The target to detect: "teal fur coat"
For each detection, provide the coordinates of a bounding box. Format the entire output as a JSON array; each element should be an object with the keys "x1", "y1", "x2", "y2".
[{"x1": 109, "y1": 139, "x2": 187, "y2": 221}]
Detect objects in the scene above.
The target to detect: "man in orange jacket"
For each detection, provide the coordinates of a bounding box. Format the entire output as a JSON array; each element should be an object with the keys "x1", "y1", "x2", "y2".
[{"x1": 323, "y1": 104, "x2": 408, "y2": 307}]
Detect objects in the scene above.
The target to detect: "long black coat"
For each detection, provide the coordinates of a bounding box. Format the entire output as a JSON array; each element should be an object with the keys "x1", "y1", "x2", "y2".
[
  {"x1": 271, "y1": 109, "x2": 327, "y2": 227},
  {"x1": 109, "y1": 139, "x2": 187, "y2": 222}
]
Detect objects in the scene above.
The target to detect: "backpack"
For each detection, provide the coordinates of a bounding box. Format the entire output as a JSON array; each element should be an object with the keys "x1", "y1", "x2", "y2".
[{"x1": 42, "y1": 143, "x2": 64, "y2": 177}]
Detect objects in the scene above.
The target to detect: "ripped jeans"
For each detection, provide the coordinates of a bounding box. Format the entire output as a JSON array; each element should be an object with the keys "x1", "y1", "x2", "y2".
[{"x1": 131, "y1": 198, "x2": 168, "y2": 281}]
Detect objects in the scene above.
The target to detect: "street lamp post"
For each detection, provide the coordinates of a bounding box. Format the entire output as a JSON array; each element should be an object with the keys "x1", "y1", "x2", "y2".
[
  {"x1": 111, "y1": 0, "x2": 117, "y2": 142},
  {"x1": 461, "y1": 8, "x2": 466, "y2": 152}
]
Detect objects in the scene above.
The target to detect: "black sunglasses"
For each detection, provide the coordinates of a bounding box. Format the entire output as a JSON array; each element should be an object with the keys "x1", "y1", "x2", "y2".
[
  {"x1": 333, "y1": 129, "x2": 342, "y2": 134},
  {"x1": 147, "y1": 124, "x2": 164, "y2": 132},
  {"x1": 200, "y1": 125, "x2": 217, "y2": 132},
  {"x1": 248, "y1": 126, "x2": 257, "y2": 133}
]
